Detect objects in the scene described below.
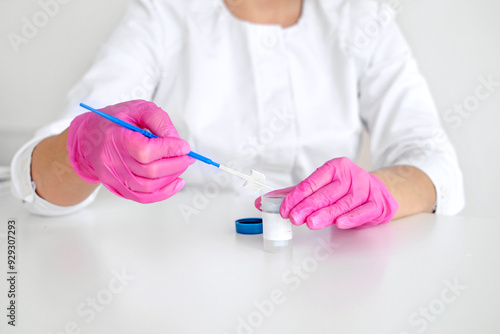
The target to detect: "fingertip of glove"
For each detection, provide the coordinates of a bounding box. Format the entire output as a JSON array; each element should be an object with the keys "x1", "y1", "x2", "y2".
[
  {"x1": 280, "y1": 200, "x2": 291, "y2": 218},
  {"x1": 254, "y1": 196, "x2": 262, "y2": 211},
  {"x1": 289, "y1": 214, "x2": 304, "y2": 226},
  {"x1": 155, "y1": 137, "x2": 191, "y2": 157},
  {"x1": 174, "y1": 178, "x2": 186, "y2": 192},
  {"x1": 279, "y1": 207, "x2": 288, "y2": 219},
  {"x1": 335, "y1": 217, "x2": 352, "y2": 229},
  {"x1": 305, "y1": 217, "x2": 323, "y2": 230},
  {"x1": 171, "y1": 138, "x2": 191, "y2": 156},
  {"x1": 181, "y1": 142, "x2": 193, "y2": 156}
]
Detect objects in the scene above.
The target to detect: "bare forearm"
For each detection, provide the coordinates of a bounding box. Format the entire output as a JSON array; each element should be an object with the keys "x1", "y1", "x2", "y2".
[
  {"x1": 371, "y1": 166, "x2": 436, "y2": 219},
  {"x1": 31, "y1": 128, "x2": 99, "y2": 206}
]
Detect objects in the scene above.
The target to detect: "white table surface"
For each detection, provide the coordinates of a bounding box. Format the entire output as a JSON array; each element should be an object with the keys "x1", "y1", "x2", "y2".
[{"x1": 1, "y1": 187, "x2": 499, "y2": 334}]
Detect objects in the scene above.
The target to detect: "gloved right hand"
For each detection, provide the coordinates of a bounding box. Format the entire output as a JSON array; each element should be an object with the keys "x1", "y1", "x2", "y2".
[{"x1": 67, "y1": 100, "x2": 195, "y2": 203}]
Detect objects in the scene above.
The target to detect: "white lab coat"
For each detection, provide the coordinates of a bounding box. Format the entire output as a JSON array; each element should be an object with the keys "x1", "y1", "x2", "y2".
[{"x1": 11, "y1": 0, "x2": 464, "y2": 216}]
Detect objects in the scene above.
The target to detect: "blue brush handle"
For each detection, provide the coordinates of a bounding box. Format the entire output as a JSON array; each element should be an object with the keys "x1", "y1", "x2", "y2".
[
  {"x1": 79, "y1": 103, "x2": 220, "y2": 167},
  {"x1": 187, "y1": 151, "x2": 220, "y2": 167}
]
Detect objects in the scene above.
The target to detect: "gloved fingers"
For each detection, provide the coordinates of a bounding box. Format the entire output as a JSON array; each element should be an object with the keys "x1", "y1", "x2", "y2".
[
  {"x1": 120, "y1": 170, "x2": 187, "y2": 194},
  {"x1": 115, "y1": 100, "x2": 180, "y2": 138},
  {"x1": 281, "y1": 162, "x2": 339, "y2": 218},
  {"x1": 126, "y1": 155, "x2": 195, "y2": 179},
  {"x1": 305, "y1": 193, "x2": 356, "y2": 230},
  {"x1": 288, "y1": 180, "x2": 345, "y2": 226},
  {"x1": 254, "y1": 186, "x2": 296, "y2": 212},
  {"x1": 135, "y1": 103, "x2": 181, "y2": 138},
  {"x1": 134, "y1": 178, "x2": 186, "y2": 204},
  {"x1": 106, "y1": 100, "x2": 180, "y2": 138},
  {"x1": 335, "y1": 201, "x2": 382, "y2": 229},
  {"x1": 104, "y1": 178, "x2": 186, "y2": 204},
  {"x1": 124, "y1": 132, "x2": 193, "y2": 163}
]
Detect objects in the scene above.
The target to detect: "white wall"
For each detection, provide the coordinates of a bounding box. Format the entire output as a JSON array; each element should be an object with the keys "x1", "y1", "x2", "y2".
[
  {"x1": 394, "y1": 0, "x2": 500, "y2": 220},
  {"x1": 1, "y1": 0, "x2": 499, "y2": 219},
  {"x1": 0, "y1": 0, "x2": 129, "y2": 160}
]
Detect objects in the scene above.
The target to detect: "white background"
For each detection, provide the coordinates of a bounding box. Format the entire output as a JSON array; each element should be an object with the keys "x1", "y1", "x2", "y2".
[{"x1": 0, "y1": 0, "x2": 499, "y2": 219}]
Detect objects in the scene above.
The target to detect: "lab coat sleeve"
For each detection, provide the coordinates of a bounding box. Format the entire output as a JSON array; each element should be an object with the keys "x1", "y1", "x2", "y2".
[
  {"x1": 10, "y1": 0, "x2": 177, "y2": 215},
  {"x1": 357, "y1": 8, "x2": 465, "y2": 215}
]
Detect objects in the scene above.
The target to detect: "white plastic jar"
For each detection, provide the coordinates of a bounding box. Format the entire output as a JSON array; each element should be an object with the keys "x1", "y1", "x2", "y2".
[{"x1": 261, "y1": 192, "x2": 293, "y2": 252}]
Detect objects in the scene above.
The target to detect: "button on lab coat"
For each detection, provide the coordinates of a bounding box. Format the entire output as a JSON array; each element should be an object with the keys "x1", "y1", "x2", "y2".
[{"x1": 11, "y1": 0, "x2": 464, "y2": 216}]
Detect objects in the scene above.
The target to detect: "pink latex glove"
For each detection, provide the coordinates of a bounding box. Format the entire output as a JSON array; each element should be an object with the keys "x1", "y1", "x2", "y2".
[
  {"x1": 67, "y1": 100, "x2": 195, "y2": 203},
  {"x1": 255, "y1": 157, "x2": 398, "y2": 229}
]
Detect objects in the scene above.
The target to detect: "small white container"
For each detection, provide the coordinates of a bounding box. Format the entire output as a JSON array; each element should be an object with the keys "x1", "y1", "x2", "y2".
[{"x1": 261, "y1": 192, "x2": 292, "y2": 252}]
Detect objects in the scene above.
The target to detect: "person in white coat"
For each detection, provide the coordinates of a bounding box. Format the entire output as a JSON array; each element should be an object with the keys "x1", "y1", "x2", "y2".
[{"x1": 11, "y1": 0, "x2": 464, "y2": 229}]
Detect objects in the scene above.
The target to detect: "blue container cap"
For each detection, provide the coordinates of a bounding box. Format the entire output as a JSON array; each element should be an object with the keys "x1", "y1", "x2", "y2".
[{"x1": 235, "y1": 218, "x2": 263, "y2": 235}]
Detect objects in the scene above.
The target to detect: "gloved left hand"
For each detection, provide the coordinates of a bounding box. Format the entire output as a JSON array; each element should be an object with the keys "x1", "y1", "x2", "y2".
[{"x1": 255, "y1": 157, "x2": 399, "y2": 229}]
